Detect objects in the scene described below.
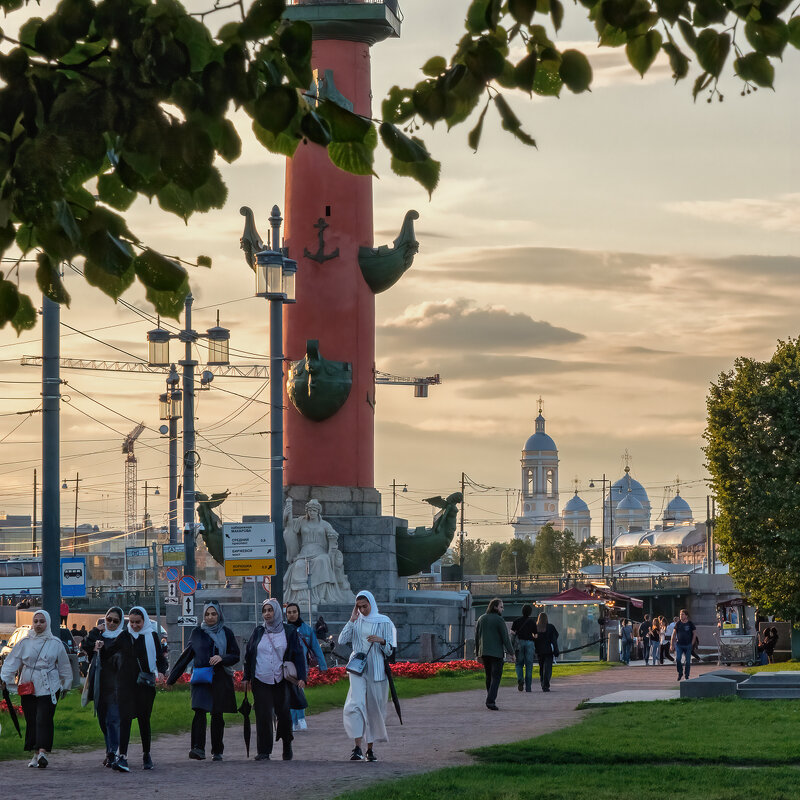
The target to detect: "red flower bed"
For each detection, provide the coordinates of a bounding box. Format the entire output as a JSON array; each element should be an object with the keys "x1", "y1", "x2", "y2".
[
  {"x1": 171, "y1": 660, "x2": 482, "y2": 693},
  {"x1": 1, "y1": 697, "x2": 24, "y2": 716}
]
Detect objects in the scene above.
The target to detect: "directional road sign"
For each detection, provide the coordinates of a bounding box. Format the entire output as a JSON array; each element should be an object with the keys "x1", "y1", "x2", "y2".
[
  {"x1": 181, "y1": 594, "x2": 195, "y2": 617},
  {"x1": 125, "y1": 547, "x2": 151, "y2": 571},
  {"x1": 178, "y1": 574, "x2": 197, "y2": 595},
  {"x1": 223, "y1": 522, "x2": 276, "y2": 577}
]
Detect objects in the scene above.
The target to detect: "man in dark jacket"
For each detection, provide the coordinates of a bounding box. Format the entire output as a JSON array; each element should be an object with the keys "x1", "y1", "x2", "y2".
[
  {"x1": 475, "y1": 598, "x2": 515, "y2": 711},
  {"x1": 638, "y1": 614, "x2": 651, "y2": 664}
]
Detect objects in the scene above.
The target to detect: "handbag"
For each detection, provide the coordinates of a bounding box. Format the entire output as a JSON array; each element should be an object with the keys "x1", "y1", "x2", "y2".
[
  {"x1": 346, "y1": 643, "x2": 374, "y2": 675},
  {"x1": 17, "y1": 681, "x2": 35, "y2": 696},
  {"x1": 191, "y1": 666, "x2": 214, "y2": 684},
  {"x1": 282, "y1": 659, "x2": 298, "y2": 685},
  {"x1": 136, "y1": 658, "x2": 156, "y2": 688},
  {"x1": 299, "y1": 632, "x2": 320, "y2": 669}
]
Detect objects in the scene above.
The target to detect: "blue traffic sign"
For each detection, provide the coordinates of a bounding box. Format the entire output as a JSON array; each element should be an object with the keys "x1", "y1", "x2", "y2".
[
  {"x1": 165, "y1": 567, "x2": 180, "y2": 582},
  {"x1": 60, "y1": 557, "x2": 87, "y2": 598},
  {"x1": 178, "y1": 574, "x2": 197, "y2": 595}
]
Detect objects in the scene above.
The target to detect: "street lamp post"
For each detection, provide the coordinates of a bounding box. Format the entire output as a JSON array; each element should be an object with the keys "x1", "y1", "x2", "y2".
[
  {"x1": 147, "y1": 302, "x2": 230, "y2": 578},
  {"x1": 391, "y1": 478, "x2": 408, "y2": 518},
  {"x1": 61, "y1": 474, "x2": 82, "y2": 557},
  {"x1": 142, "y1": 481, "x2": 160, "y2": 590},
  {"x1": 512, "y1": 549, "x2": 518, "y2": 577},
  {"x1": 252, "y1": 205, "x2": 297, "y2": 605},
  {"x1": 159, "y1": 365, "x2": 182, "y2": 545},
  {"x1": 589, "y1": 475, "x2": 609, "y2": 581}
]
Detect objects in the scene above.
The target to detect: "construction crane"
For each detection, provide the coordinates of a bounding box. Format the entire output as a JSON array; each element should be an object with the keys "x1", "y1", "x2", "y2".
[
  {"x1": 21, "y1": 356, "x2": 442, "y2": 396},
  {"x1": 123, "y1": 423, "x2": 145, "y2": 535}
]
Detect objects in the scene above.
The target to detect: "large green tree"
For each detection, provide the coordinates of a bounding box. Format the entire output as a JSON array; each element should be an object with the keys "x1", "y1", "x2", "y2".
[
  {"x1": 704, "y1": 338, "x2": 800, "y2": 620},
  {"x1": 0, "y1": 0, "x2": 797, "y2": 332},
  {"x1": 623, "y1": 544, "x2": 674, "y2": 562}
]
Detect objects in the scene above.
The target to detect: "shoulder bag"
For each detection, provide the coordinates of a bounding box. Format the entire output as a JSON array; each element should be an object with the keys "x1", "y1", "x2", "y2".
[
  {"x1": 17, "y1": 640, "x2": 48, "y2": 695},
  {"x1": 136, "y1": 657, "x2": 156, "y2": 689},
  {"x1": 191, "y1": 641, "x2": 216, "y2": 684},
  {"x1": 298, "y1": 631, "x2": 320, "y2": 669},
  {"x1": 346, "y1": 642, "x2": 374, "y2": 676}
]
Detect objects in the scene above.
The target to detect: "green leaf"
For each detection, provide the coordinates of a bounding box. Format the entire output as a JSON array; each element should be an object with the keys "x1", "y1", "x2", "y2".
[
  {"x1": 0, "y1": 222, "x2": 15, "y2": 255},
  {"x1": 254, "y1": 85, "x2": 299, "y2": 134},
  {"x1": 745, "y1": 20, "x2": 790, "y2": 57},
  {"x1": 55, "y1": 0, "x2": 93, "y2": 40},
  {"x1": 662, "y1": 42, "x2": 690, "y2": 81},
  {"x1": 412, "y1": 80, "x2": 448, "y2": 125},
  {"x1": 626, "y1": 30, "x2": 663, "y2": 76},
  {"x1": 514, "y1": 51, "x2": 538, "y2": 92},
  {"x1": 693, "y1": 0, "x2": 728, "y2": 25},
  {"x1": 789, "y1": 17, "x2": 800, "y2": 49},
  {"x1": 216, "y1": 119, "x2": 242, "y2": 163},
  {"x1": 533, "y1": 58, "x2": 563, "y2": 96},
  {"x1": 379, "y1": 123, "x2": 430, "y2": 162},
  {"x1": 0, "y1": 278, "x2": 20, "y2": 327},
  {"x1": 390, "y1": 153, "x2": 441, "y2": 199},
  {"x1": 197, "y1": 256, "x2": 212, "y2": 268},
  {"x1": 146, "y1": 276, "x2": 190, "y2": 321},
  {"x1": 655, "y1": 0, "x2": 689, "y2": 25},
  {"x1": 327, "y1": 122, "x2": 377, "y2": 176},
  {"x1": 300, "y1": 111, "x2": 332, "y2": 146},
  {"x1": 382, "y1": 86, "x2": 415, "y2": 124},
  {"x1": 696, "y1": 29, "x2": 730, "y2": 77},
  {"x1": 468, "y1": 102, "x2": 489, "y2": 152},
  {"x1": 464, "y1": 37, "x2": 506, "y2": 81},
  {"x1": 422, "y1": 56, "x2": 448, "y2": 77},
  {"x1": 241, "y1": 0, "x2": 286, "y2": 41},
  {"x1": 192, "y1": 167, "x2": 228, "y2": 213},
  {"x1": 508, "y1": 0, "x2": 537, "y2": 25},
  {"x1": 84, "y1": 258, "x2": 135, "y2": 300},
  {"x1": 692, "y1": 71, "x2": 713, "y2": 100},
  {"x1": 252, "y1": 120, "x2": 300, "y2": 158},
  {"x1": 318, "y1": 99, "x2": 371, "y2": 142},
  {"x1": 156, "y1": 182, "x2": 194, "y2": 221},
  {"x1": 10, "y1": 293, "x2": 36, "y2": 335},
  {"x1": 35, "y1": 18, "x2": 72, "y2": 59},
  {"x1": 133, "y1": 248, "x2": 188, "y2": 293},
  {"x1": 550, "y1": 0, "x2": 565, "y2": 30},
  {"x1": 97, "y1": 172, "x2": 137, "y2": 211},
  {"x1": 280, "y1": 21, "x2": 313, "y2": 88},
  {"x1": 677, "y1": 19, "x2": 697, "y2": 49},
  {"x1": 734, "y1": 51, "x2": 775, "y2": 87},
  {"x1": 466, "y1": 0, "x2": 492, "y2": 33},
  {"x1": 36, "y1": 253, "x2": 70, "y2": 305},
  {"x1": 559, "y1": 49, "x2": 593, "y2": 93},
  {"x1": 493, "y1": 94, "x2": 536, "y2": 147},
  {"x1": 174, "y1": 14, "x2": 217, "y2": 73}
]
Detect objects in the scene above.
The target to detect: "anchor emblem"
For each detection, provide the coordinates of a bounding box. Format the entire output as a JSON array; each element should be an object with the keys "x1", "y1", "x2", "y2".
[{"x1": 304, "y1": 218, "x2": 340, "y2": 263}]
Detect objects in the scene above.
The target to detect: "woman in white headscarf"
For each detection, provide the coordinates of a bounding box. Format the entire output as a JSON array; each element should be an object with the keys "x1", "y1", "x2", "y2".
[
  {"x1": 0, "y1": 609, "x2": 73, "y2": 768},
  {"x1": 112, "y1": 606, "x2": 167, "y2": 772},
  {"x1": 338, "y1": 590, "x2": 396, "y2": 762}
]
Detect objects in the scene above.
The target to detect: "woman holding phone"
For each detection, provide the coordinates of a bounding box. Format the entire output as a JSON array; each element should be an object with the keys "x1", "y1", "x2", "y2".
[{"x1": 337, "y1": 590, "x2": 396, "y2": 762}]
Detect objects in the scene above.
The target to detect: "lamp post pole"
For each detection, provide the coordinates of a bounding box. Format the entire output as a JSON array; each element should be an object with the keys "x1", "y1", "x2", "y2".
[
  {"x1": 589, "y1": 475, "x2": 608, "y2": 581},
  {"x1": 180, "y1": 295, "x2": 198, "y2": 578},
  {"x1": 42, "y1": 296, "x2": 61, "y2": 633}
]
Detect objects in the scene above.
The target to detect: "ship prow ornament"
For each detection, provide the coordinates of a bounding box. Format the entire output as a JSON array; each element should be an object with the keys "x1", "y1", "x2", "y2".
[
  {"x1": 287, "y1": 339, "x2": 353, "y2": 422},
  {"x1": 358, "y1": 210, "x2": 419, "y2": 294}
]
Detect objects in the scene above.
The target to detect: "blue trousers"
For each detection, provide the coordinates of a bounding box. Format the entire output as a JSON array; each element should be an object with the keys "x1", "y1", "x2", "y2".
[
  {"x1": 620, "y1": 640, "x2": 632, "y2": 664},
  {"x1": 515, "y1": 641, "x2": 535, "y2": 691},
  {"x1": 98, "y1": 700, "x2": 120, "y2": 754},
  {"x1": 675, "y1": 644, "x2": 692, "y2": 678},
  {"x1": 649, "y1": 640, "x2": 660, "y2": 664},
  {"x1": 291, "y1": 708, "x2": 306, "y2": 723}
]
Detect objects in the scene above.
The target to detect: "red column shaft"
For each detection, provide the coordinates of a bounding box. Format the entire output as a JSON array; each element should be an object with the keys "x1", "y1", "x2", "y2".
[{"x1": 283, "y1": 39, "x2": 375, "y2": 488}]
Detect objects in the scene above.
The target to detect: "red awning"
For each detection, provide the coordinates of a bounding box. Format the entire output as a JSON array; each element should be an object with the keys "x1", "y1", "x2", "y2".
[
  {"x1": 540, "y1": 587, "x2": 600, "y2": 604},
  {"x1": 586, "y1": 583, "x2": 644, "y2": 609}
]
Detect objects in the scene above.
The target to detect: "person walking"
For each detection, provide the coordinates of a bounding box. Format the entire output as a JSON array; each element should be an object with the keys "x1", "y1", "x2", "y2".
[
  {"x1": 533, "y1": 611, "x2": 559, "y2": 692},
  {"x1": 669, "y1": 608, "x2": 698, "y2": 680},
  {"x1": 475, "y1": 597, "x2": 515, "y2": 710},
  {"x1": 338, "y1": 590, "x2": 397, "y2": 762},
  {"x1": 113, "y1": 606, "x2": 168, "y2": 772},
  {"x1": 83, "y1": 606, "x2": 125, "y2": 767},
  {"x1": 0, "y1": 610, "x2": 73, "y2": 768},
  {"x1": 648, "y1": 618, "x2": 661, "y2": 666},
  {"x1": 314, "y1": 616, "x2": 329, "y2": 640},
  {"x1": 764, "y1": 627, "x2": 779, "y2": 664},
  {"x1": 511, "y1": 604, "x2": 537, "y2": 692},
  {"x1": 59, "y1": 600, "x2": 69, "y2": 626},
  {"x1": 285, "y1": 602, "x2": 328, "y2": 731},
  {"x1": 243, "y1": 599, "x2": 307, "y2": 762},
  {"x1": 638, "y1": 614, "x2": 651, "y2": 664},
  {"x1": 167, "y1": 601, "x2": 240, "y2": 761}
]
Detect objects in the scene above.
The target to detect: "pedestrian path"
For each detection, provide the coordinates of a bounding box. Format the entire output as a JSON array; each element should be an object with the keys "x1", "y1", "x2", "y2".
[{"x1": 0, "y1": 663, "x2": 731, "y2": 799}]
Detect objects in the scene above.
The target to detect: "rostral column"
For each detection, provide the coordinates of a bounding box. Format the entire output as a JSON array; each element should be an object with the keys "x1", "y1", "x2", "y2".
[{"x1": 282, "y1": 1, "x2": 407, "y2": 510}]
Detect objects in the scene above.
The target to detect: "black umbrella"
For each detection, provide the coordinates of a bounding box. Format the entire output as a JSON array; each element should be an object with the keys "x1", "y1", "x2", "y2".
[
  {"x1": 92, "y1": 652, "x2": 102, "y2": 715},
  {"x1": 2, "y1": 684, "x2": 22, "y2": 738},
  {"x1": 238, "y1": 688, "x2": 252, "y2": 757},
  {"x1": 383, "y1": 657, "x2": 403, "y2": 725}
]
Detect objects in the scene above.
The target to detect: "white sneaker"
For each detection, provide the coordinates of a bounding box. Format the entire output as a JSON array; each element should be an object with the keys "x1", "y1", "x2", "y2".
[
  {"x1": 37, "y1": 753, "x2": 48, "y2": 768},
  {"x1": 298, "y1": 718, "x2": 308, "y2": 731},
  {"x1": 292, "y1": 722, "x2": 299, "y2": 732},
  {"x1": 28, "y1": 754, "x2": 38, "y2": 768}
]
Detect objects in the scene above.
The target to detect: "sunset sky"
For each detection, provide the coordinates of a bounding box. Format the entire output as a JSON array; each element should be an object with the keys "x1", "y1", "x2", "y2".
[{"x1": 0, "y1": 1, "x2": 798, "y2": 549}]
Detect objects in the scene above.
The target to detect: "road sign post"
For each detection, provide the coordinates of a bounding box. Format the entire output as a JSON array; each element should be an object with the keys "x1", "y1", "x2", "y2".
[{"x1": 222, "y1": 522, "x2": 276, "y2": 577}]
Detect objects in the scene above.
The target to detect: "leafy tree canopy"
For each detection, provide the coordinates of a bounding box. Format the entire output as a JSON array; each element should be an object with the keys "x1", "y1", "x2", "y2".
[
  {"x1": 0, "y1": 0, "x2": 797, "y2": 333},
  {"x1": 705, "y1": 338, "x2": 800, "y2": 620},
  {"x1": 623, "y1": 544, "x2": 674, "y2": 562}
]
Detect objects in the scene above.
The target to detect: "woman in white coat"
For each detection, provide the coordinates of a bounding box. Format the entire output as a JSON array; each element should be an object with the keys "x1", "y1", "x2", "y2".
[
  {"x1": 338, "y1": 590, "x2": 396, "y2": 762},
  {"x1": 0, "y1": 610, "x2": 73, "y2": 768}
]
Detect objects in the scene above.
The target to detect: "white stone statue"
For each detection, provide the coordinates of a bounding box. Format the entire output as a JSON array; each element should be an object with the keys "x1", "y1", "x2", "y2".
[{"x1": 283, "y1": 498, "x2": 354, "y2": 611}]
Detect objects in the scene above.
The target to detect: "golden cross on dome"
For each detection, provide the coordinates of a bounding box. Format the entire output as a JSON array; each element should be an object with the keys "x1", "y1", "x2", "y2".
[{"x1": 537, "y1": 396, "x2": 543, "y2": 415}]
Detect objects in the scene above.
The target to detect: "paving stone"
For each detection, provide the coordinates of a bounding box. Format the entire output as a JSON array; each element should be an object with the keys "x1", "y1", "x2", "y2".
[{"x1": 680, "y1": 675, "x2": 738, "y2": 698}]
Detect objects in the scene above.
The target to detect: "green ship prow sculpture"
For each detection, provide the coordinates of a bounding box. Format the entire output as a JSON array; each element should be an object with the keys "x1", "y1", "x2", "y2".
[{"x1": 395, "y1": 491, "x2": 463, "y2": 577}]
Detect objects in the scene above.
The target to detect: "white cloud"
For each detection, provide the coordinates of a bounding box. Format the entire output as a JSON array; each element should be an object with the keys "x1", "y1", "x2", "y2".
[{"x1": 665, "y1": 194, "x2": 800, "y2": 233}]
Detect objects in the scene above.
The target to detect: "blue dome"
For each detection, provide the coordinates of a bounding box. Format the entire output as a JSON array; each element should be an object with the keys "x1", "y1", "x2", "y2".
[
  {"x1": 610, "y1": 468, "x2": 649, "y2": 509},
  {"x1": 564, "y1": 492, "x2": 589, "y2": 513},
  {"x1": 617, "y1": 492, "x2": 643, "y2": 511},
  {"x1": 665, "y1": 493, "x2": 692, "y2": 518},
  {"x1": 524, "y1": 413, "x2": 557, "y2": 451}
]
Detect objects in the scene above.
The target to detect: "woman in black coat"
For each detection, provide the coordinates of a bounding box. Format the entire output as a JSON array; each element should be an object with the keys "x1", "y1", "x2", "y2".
[
  {"x1": 243, "y1": 599, "x2": 307, "y2": 762},
  {"x1": 113, "y1": 606, "x2": 168, "y2": 773},
  {"x1": 83, "y1": 606, "x2": 125, "y2": 767},
  {"x1": 167, "y1": 601, "x2": 240, "y2": 761},
  {"x1": 533, "y1": 612, "x2": 560, "y2": 692}
]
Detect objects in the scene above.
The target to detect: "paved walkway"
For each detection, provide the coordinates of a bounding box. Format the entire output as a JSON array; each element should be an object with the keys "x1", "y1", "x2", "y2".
[{"x1": 0, "y1": 663, "x2": 728, "y2": 798}]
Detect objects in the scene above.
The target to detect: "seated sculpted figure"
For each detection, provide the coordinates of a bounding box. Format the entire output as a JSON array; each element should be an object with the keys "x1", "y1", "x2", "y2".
[{"x1": 283, "y1": 498, "x2": 355, "y2": 611}]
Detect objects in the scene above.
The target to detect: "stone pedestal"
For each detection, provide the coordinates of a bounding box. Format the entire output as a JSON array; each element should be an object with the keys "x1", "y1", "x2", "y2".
[{"x1": 286, "y1": 485, "x2": 382, "y2": 519}]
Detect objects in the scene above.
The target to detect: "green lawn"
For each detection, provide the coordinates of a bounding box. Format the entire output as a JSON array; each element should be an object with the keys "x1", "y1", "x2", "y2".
[
  {"x1": 335, "y1": 694, "x2": 800, "y2": 800},
  {"x1": 744, "y1": 659, "x2": 800, "y2": 675},
  {"x1": 0, "y1": 661, "x2": 609, "y2": 760}
]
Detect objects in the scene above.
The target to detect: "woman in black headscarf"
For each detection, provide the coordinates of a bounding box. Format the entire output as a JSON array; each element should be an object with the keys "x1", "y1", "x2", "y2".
[
  {"x1": 243, "y1": 599, "x2": 307, "y2": 761},
  {"x1": 168, "y1": 601, "x2": 240, "y2": 761}
]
